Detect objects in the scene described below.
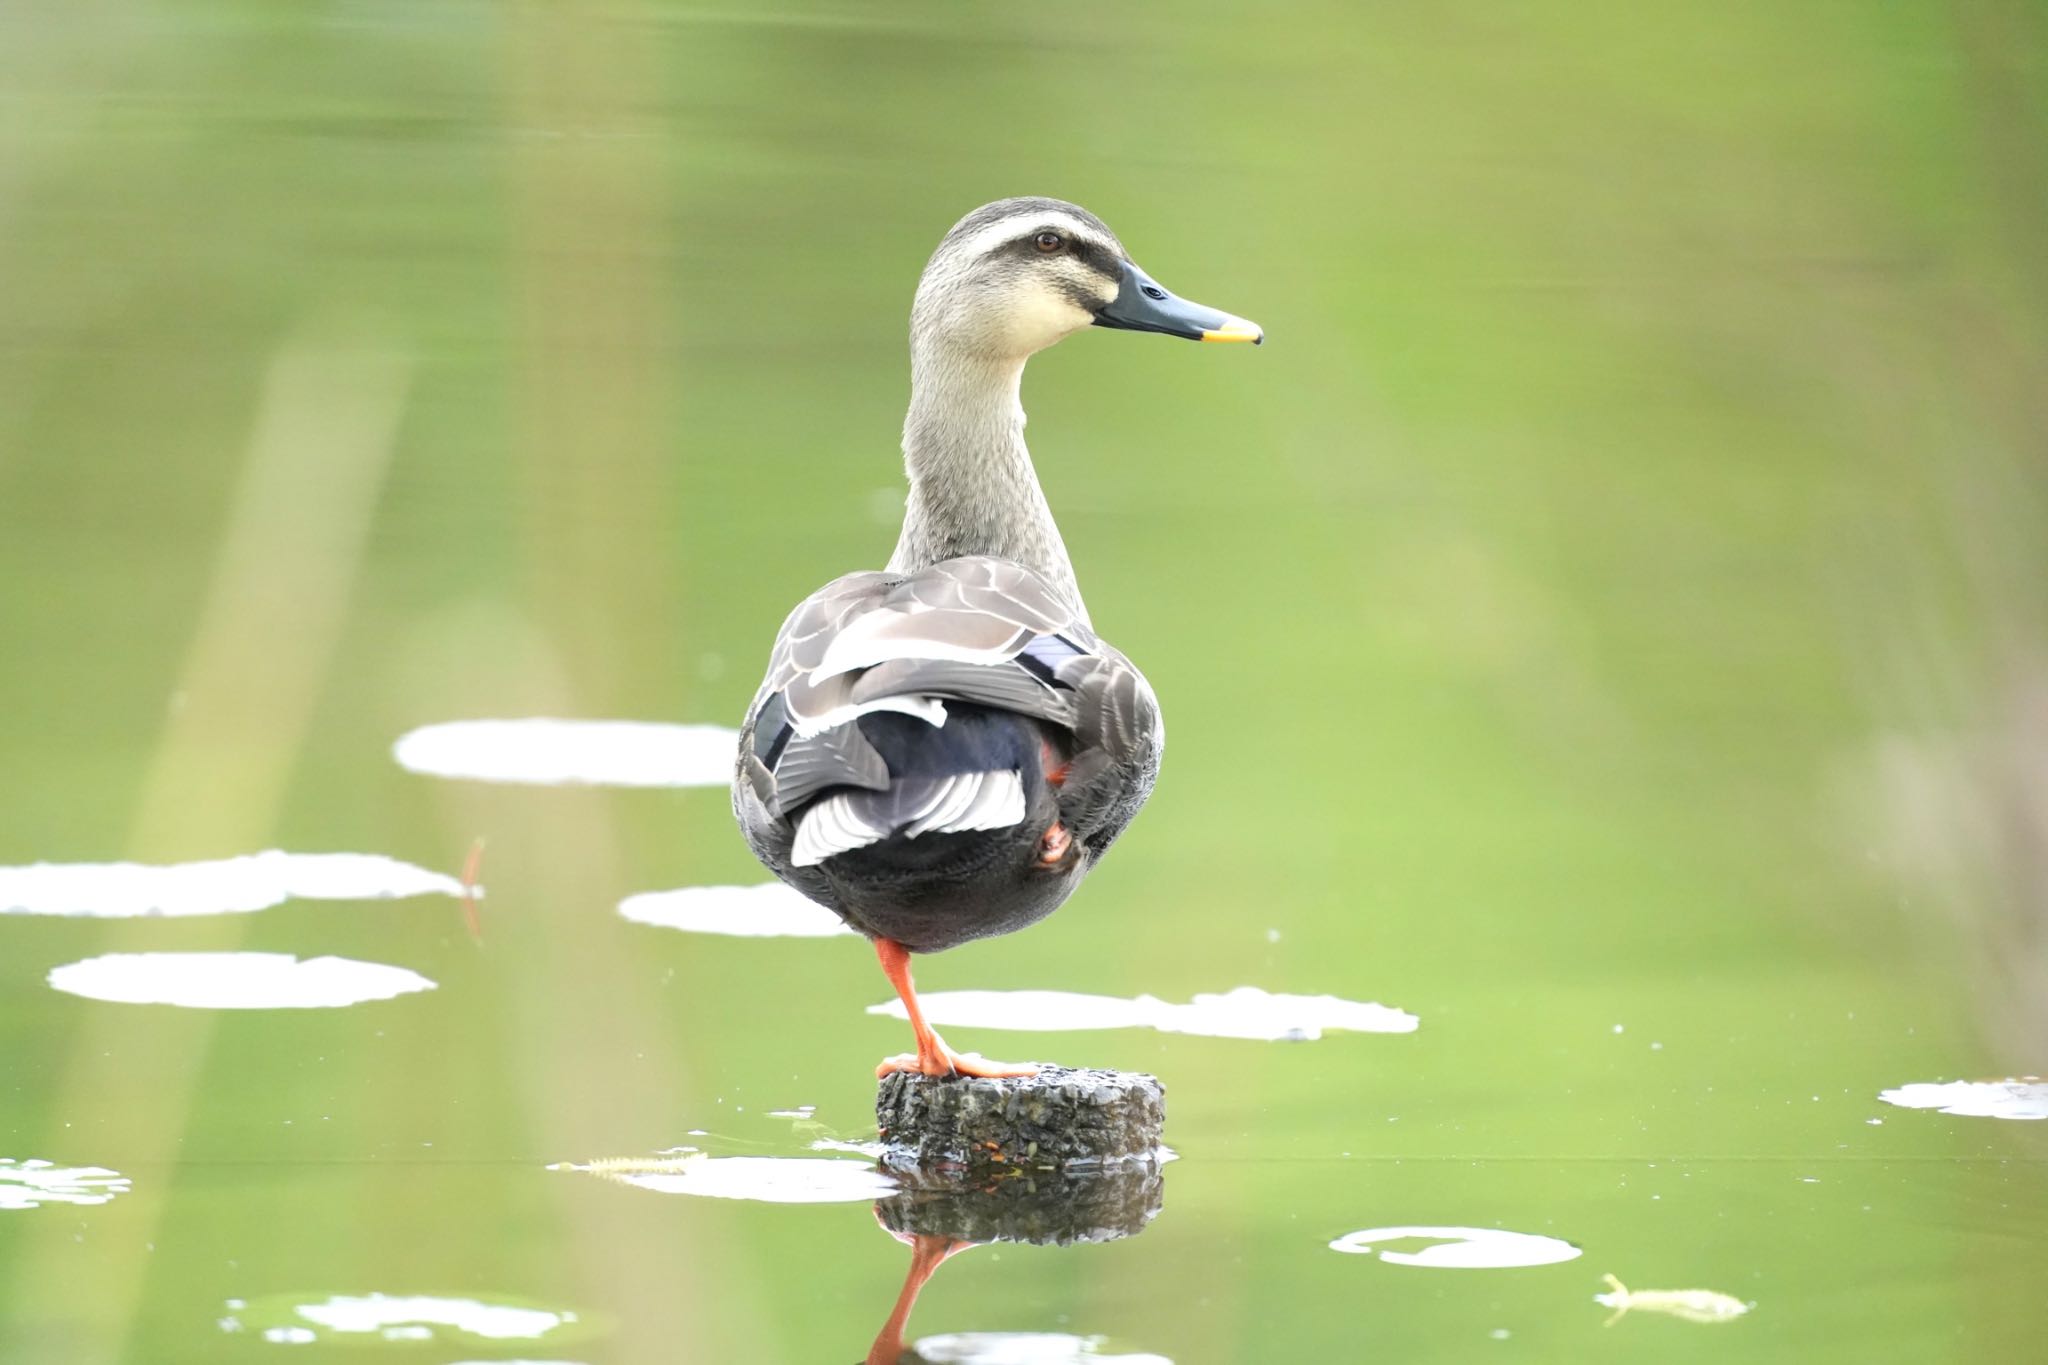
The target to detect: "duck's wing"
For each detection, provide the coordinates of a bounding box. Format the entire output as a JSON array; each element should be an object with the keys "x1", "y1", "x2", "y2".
[
  {"x1": 734, "y1": 557, "x2": 1162, "y2": 879},
  {"x1": 1032, "y1": 631, "x2": 1164, "y2": 858}
]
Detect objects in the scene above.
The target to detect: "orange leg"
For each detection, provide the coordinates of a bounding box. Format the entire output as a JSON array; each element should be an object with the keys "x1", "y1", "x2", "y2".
[
  {"x1": 874, "y1": 938, "x2": 1038, "y2": 1080},
  {"x1": 864, "y1": 1231, "x2": 974, "y2": 1365}
]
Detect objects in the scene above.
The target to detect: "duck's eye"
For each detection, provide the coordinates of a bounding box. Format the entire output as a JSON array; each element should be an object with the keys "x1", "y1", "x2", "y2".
[{"x1": 1033, "y1": 231, "x2": 1064, "y2": 253}]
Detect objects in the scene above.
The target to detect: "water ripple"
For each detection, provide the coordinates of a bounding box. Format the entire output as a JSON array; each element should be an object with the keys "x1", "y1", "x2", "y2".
[
  {"x1": 618, "y1": 881, "x2": 854, "y2": 937},
  {"x1": 0, "y1": 1158, "x2": 131, "y2": 1210},
  {"x1": 0, "y1": 850, "x2": 469, "y2": 918},
  {"x1": 869, "y1": 986, "x2": 1417, "y2": 1041},
  {"x1": 552, "y1": 1152, "x2": 897, "y2": 1204},
  {"x1": 1877, "y1": 1078, "x2": 2047, "y2": 1120},
  {"x1": 48, "y1": 952, "x2": 435, "y2": 1009},
  {"x1": 1329, "y1": 1225, "x2": 1581, "y2": 1268},
  {"x1": 392, "y1": 718, "x2": 735, "y2": 787},
  {"x1": 911, "y1": 1334, "x2": 1173, "y2": 1363},
  {"x1": 219, "y1": 1293, "x2": 581, "y2": 1346}
]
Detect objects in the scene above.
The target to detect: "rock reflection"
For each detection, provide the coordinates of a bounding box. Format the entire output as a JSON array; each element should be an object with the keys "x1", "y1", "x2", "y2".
[
  {"x1": 866, "y1": 1160, "x2": 1167, "y2": 1365},
  {"x1": 392, "y1": 717, "x2": 736, "y2": 787},
  {"x1": 868, "y1": 985, "x2": 1417, "y2": 1041},
  {"x1": 876, "y1": 1161, "x2": 1163, "y2": 1248}
]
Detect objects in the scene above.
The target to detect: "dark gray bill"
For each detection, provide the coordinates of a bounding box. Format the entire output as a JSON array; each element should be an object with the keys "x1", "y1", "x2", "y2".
[{"x1": 1093, "y1": 260, "x2": 1263, "y2": 344}]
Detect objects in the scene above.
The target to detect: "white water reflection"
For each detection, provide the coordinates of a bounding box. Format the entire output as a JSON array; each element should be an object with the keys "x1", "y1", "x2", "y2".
[
  {"x1": 0, "y1": 1158, "x2": 131, "y2": 1210},
  {"x1": 48, "y1": 952, "x2": 435, "y2": 1009},
  {"x1": 220, "y1": 1293, "x2": 578, "y2": 1345},
  {"x1": 1328, "y1": 1226, "x2": 1582, "y2": 1268},
  {"x1": 551, "y1": 1152, "x2": 896, "y2": 1204},
  {"x1": 618, "y1": 881, "x2": 855, "y2": 937},
  {"x1": 913, "y1": 1334, "x2": 1172, "y2": 1364},
  {"x1": 392, "y1": 718, "x2": 736, "y2": 787},
  {"x1": 810, "y1": 1136, "x2": 886, "y2": 1158},
  {"x1": 0, "y1": 850, "x2": 469, "y2": 918},
  {"x1": 1877, "y1": 1078, "x2": 2048, "y2": 1120},
  {"x1": 869, "y1": 986, "x2": 1418, "y2": 1041}
]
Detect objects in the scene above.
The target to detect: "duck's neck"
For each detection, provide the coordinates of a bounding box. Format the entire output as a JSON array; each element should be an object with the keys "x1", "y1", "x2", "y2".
[{"x1": 889, "y1": 346, "x2": 1088, "y2": 622}]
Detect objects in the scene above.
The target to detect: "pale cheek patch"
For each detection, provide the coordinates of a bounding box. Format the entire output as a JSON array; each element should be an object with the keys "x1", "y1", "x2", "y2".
[{"x1": 1003, "y1": 287, "x2": 1094, "y2": 352}]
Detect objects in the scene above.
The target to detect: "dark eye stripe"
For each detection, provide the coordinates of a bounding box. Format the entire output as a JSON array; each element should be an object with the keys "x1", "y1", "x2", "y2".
[
  {"x1": 1067, "y1": 238, "x2": 1122, "y2": 284},
  {"x1": 988, "y1": 230, "x2": 1121, "y2": 285}
]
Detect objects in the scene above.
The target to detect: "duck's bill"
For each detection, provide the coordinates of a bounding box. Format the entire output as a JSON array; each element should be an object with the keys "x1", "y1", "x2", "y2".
[{"x1": 1094, "y1": 260, "x2": 1264, "y2": 345}]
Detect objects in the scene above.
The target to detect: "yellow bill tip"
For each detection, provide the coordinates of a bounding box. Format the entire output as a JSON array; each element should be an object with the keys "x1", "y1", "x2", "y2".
[{"x1": 1200, "y1": 321, "x2": 1264, "y2": 345}]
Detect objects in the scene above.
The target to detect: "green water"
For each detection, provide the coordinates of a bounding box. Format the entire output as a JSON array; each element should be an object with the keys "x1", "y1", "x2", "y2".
[{"x1": 2, "y1": 1, "x2": 2045, "y2": 1360}]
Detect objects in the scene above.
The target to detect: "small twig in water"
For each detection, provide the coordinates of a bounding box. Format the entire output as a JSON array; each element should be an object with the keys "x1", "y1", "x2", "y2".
[
  {"x1": 459, "y1": 837, "x2": 487, "y2": 943},
  {"x1": 1597, "y1": 1273, "x2": 1750, "y2": 1326}
]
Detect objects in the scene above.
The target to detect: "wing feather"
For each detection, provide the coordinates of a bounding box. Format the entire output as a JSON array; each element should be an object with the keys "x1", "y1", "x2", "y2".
[
  {"x1": 737, "y1": 555, "x2": 1162, "y2": 874},
  {"x1": 771, "y1": 718, "x2": 893, "y2": 815},
  {"x1": 850, "y1": 657, "x2": 1077, "y2": 727},
  {"x1": 815, "y1": 612, "x2": 1036, "y2": 677}
]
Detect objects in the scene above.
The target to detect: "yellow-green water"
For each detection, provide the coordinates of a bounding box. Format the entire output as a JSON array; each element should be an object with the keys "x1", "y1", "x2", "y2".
[{"x1": 2, "y1": 1, "x2": 2044, "y2": 1361}]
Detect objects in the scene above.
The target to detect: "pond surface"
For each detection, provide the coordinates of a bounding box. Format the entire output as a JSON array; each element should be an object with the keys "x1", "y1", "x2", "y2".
[{"x1": 2, "y1": 1, "x2": 2045, "y2": 1361}]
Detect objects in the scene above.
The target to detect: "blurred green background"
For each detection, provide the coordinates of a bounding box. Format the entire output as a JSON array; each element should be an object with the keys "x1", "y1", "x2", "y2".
[{"x1": 1, "y1": 0, "x2": 2044, "y2": 1361}]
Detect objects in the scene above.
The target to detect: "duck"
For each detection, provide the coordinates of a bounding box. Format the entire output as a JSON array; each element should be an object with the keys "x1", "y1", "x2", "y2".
[{"x1": 733, "y1": 197, "x2": 1261, "y2": 1079}]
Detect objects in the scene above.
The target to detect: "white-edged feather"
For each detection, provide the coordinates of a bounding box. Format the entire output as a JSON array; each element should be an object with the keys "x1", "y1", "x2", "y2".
[
  {"x1": 790, "y1": 793, "x2": 877, "y2": 867},
  {"x1": 813, "y1": 613, "x2": 1034, "y2": 681},
  {"x1": 787, "y1": 693, "x2": 947, "y2": 741},
  {"x1": 789, "y1": 769, "x2": 1027, "y2": 868},
  {"x1": 941, "y1": 766, "x2": 1028, "y2": 834}
]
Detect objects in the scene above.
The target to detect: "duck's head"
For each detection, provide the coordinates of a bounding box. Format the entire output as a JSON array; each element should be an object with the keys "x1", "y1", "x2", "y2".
[{"x1": 912, "y1": 196, "x2": 1263, "y2": 361}]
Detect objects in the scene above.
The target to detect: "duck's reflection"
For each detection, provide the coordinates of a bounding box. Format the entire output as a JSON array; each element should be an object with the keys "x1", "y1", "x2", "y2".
[
  {"x1": 868, "y1": 1231, "x2": 972, "y2": 1365},
  {"x1": 864, "y1": 1160, "x2": 1167, "y2": 1365},
  {"x1": 547, "y1": 1116, "x2": 1170, "y2": 1361}
]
